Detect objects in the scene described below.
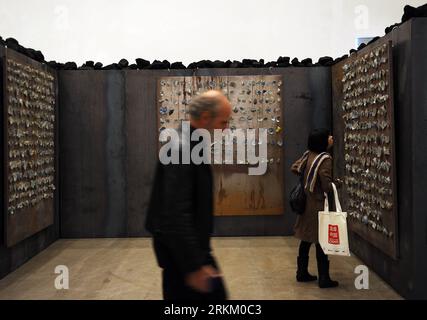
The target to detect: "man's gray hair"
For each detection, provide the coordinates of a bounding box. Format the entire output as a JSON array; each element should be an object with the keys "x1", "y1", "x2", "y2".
[{"x1": 188, "y1": 93, "x2": 222, "y2": 120}]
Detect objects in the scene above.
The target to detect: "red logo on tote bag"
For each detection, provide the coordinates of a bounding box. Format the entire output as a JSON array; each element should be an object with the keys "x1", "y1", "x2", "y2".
[{"x1": 328, "y1": 225, "x2": 340, "y2": 244}]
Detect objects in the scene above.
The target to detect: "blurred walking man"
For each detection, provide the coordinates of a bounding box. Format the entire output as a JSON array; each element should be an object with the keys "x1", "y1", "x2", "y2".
[{"x1": 146, "y1": 90, "x2": 231, "y2": 300}]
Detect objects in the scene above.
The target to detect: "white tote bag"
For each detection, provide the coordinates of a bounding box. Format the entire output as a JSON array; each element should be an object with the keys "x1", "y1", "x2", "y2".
[{"x1": 318, "y1": 183, "x2": 351, "y2": 256}]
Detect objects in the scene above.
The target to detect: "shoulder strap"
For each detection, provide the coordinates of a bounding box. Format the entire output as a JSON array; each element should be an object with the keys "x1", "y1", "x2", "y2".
[
  {"x1": 304, "y1": 152, "x2": 331, "y2": 192},
  {"x1": 296, "y1": 150, "x2": 310, "y2": 174}
]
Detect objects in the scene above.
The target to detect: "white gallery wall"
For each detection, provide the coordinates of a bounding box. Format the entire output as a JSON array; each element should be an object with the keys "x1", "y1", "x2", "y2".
[{"x1": 0, "y1": 0, "x2": 425, "y2": 65}]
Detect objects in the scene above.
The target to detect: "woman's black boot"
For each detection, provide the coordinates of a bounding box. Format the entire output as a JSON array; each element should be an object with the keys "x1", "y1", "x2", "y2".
[
  {"x1": 317, "y1": 259, "x2": 339, "y2": 288},
  {"x1": 296, "y1": 256, "x2": 318, "y2": 282}
]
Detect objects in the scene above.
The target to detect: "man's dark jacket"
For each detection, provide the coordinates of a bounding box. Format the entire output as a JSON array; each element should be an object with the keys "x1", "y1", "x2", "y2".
[{"x1": 145, "y1": 126, "x2": 214, "y2": 275}]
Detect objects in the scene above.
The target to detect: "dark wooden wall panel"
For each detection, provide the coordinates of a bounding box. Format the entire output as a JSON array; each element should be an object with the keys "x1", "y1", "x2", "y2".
[
  {"x1": 125, "y1": 71, "x2": 155, "y2": 237},
  {"x1": 332, "y1": 18, "x2": 427, "y2": 299},
  {"x1": 279, "y1": 67, "x2": 332, "y2": 236},
  {"x1": 59, "y1": 71, "x2": 126, "y2": 237},
  {"x1": 0, "y1": 45, "x2": 60, "y2": 280},
  {"x1": 408, "y1": 18, "x2": 427, "y2": 299},
  {"x1": 0, "y1": 45, "x2": 4, "y2": 249},
  {"x1": 125, "y1": 70, "x2": 192, "y2": 236}
]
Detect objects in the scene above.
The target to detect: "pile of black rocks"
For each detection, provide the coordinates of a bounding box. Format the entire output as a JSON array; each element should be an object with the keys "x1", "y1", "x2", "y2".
[
  {"x1": 0, "y1": 36, "x2": 343, "y2": 70},
  {"x1": 336, "y1": 3, "x2": 427, "y2": 59},
  {"x1": 384, "y1": 3, "x2": 427, "y2": 35},
  {"x1": 87, "y1": 56, "x2": 338, "y2": 70},
  {"x1": 0, "y1": 36, "x2": 45, "y2": 63},
  {"x1": 1, "y1": 3, "x2": 426, "y2": 71}
]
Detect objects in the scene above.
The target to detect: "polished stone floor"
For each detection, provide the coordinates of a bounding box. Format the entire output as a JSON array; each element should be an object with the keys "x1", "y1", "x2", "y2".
[{"x1": 0, "y1": 237, "x2": 401, "y2": 300}]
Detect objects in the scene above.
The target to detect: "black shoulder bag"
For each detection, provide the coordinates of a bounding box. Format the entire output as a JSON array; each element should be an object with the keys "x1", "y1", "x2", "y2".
[{"x1": 290, "y1": 162, "x2": 307, "y2": 215}]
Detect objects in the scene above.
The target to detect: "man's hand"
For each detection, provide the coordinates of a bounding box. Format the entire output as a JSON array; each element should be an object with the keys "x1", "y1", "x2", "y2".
[{"x1": 185, "y1": 265, "x2": 221, "y2": 293}]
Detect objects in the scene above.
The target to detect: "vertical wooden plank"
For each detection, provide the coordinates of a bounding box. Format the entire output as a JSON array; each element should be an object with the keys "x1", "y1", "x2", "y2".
[
  {"x1": 409, "y1": 18, "x2": 427, "y2": 298},
  {"x1": 125, "y1": 69, "x2": 192, "y2": 236},
  {"x1": 0, "y1": 45, "x2": 4, "y2": 247},
  {"x1": 59, "y1": 71, "x2": 126, "y2": 237}
]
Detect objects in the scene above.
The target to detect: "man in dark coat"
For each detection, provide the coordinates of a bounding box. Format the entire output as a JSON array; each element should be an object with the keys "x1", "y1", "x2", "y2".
[{"x1": 146, "y1": 90, "x2": 231, "y2": 300}]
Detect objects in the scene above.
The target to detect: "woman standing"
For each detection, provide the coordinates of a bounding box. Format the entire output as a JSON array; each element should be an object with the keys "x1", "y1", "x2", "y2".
[{"x1": 291, "y1": 128, "x2": 339, "y2": 288}]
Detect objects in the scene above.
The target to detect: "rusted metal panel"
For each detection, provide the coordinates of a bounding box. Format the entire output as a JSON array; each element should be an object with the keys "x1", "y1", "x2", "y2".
[
  {"x1": 156, "y1": 74, "x2": 284, "y2": 217},
  {"x1": 410, "y1": 18, "x2": 427, "y2": 298},
  {"x1": 332, "y1": 40, "x2": 398, "y2": 259},
  {"x1": 331, "y1": 19, "x2": 427, "y2": 299},
  {"x1": 0, "y1": 45, "x2": 59, "y2": 280},
  {"x1": 3, "y1": 48, "x2": 57, "y2": 247},
  {"x1": 0, "y1": 45, "x2": 4, "y2": 246}
]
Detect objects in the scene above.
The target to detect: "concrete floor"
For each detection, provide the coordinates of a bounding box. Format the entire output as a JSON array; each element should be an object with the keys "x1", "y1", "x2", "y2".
[{"x1": 0, "y1": 237, "x2": 401, "y2": 300}]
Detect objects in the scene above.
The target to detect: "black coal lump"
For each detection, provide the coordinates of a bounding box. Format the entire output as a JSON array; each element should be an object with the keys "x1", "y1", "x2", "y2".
[{"x1": 135, "y1": 58, "x2": 150, "y2": 69}]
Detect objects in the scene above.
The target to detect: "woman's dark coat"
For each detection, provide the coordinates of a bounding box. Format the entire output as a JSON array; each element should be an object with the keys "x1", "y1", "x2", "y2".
[{"x1": 291, "y1": 151, "x2": 333, "y2": 243}]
